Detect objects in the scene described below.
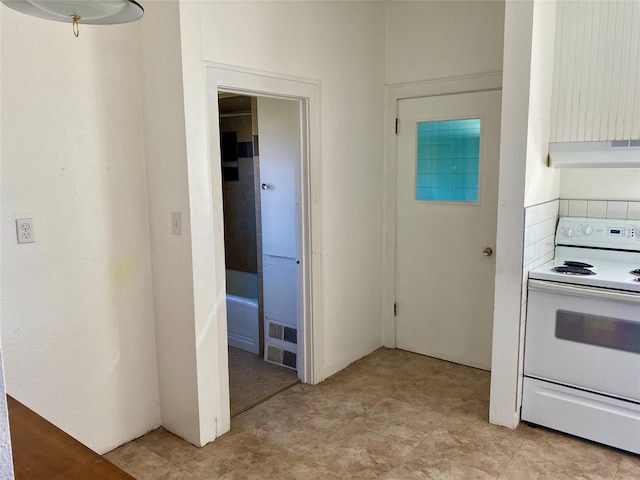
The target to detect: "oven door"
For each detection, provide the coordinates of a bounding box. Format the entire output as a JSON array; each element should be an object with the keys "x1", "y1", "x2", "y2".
[{"x1": 525, "y1": 279, "x2": 640, "y2": 401}]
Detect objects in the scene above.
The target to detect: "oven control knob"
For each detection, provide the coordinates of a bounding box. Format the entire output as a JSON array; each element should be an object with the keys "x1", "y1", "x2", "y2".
[
  {"x1": 581, "y1": 225, "x2": 593, "y2": 235},
  {"x1": 565, "y1": 227, "x2": 575, "y2": 238}
]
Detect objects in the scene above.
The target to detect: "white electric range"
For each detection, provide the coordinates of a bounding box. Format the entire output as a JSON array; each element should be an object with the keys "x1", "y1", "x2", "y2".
[{"x1": 523, "y1": 217, "x2": 640, "y2": 454}]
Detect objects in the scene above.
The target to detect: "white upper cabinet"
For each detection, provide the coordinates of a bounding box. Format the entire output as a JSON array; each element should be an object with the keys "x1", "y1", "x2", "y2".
[{"x1": 550, "y1": 0, "x2": 640, "y2": 142}]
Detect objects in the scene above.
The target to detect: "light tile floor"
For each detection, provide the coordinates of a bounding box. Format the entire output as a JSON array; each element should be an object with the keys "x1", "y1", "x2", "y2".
[
  {"x1": 228, "y1": 346, "x2": 299, "y2": 416},
  {"x1": 105, "y1": 348, "x2": 640, "y2": 479}
]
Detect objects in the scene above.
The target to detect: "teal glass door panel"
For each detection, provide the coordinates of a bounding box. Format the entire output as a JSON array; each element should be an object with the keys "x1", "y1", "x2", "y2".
[{"x1": 415, "y1": 119, "x2": 481, "y2": 202}]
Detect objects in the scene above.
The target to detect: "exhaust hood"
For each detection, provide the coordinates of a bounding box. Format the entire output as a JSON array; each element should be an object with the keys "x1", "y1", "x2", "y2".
[{"x1": 549, "y1": 140, "x2": 640, "y2": 168}]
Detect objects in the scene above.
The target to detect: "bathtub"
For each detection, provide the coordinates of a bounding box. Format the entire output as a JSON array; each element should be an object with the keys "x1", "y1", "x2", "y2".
[{"x1": 226, "y1": 269, "x2": 259, "y2": 355}]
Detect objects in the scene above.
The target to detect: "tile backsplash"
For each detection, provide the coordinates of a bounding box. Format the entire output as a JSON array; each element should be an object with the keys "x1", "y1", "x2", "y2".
[
  {"x1": 524, "y1": 199, "x2": 558, "y2": 272},
  {"x1": 559, "y1": 199, "x2": 640, "y2": 220},
  {"x1": 518, "y1": 198, "x2": 560, "y2": 412}
]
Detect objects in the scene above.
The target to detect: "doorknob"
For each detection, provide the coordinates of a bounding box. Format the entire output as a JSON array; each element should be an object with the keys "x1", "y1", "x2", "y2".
[
  {"x1": 261, "y1": 183, "x2": 272, "y2": 190},
  {"x1": 483, "y1": 247, "x2": 493, "y2": 256}
]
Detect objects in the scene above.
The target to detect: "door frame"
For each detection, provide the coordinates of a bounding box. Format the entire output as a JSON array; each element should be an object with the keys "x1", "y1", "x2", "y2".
[
  {"x1": 206, "y1": 64, "x2": 323, "y2": 429},
  {"x1": 383, "y1": 72, "x2": 503, "y2": 349}
]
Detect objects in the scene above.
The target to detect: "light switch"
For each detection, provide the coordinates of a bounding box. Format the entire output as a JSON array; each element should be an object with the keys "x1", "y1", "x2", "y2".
[{"x1": 171, "y1": 211, "x2": 182, "y2": 236}]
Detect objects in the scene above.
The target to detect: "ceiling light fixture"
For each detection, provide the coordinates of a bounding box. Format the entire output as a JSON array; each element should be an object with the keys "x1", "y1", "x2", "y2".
[{"x1": 1, "y1": 0, "x2": 143, "y2": 37}]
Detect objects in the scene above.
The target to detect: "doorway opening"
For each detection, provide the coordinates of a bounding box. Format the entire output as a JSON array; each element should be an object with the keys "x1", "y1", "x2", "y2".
[{"x1": 218, "y1": 93, "x2": 303, "y2": 416}]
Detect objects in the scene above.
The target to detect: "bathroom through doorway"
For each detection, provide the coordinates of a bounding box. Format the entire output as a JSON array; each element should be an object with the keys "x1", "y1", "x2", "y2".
[{"x1": 218, "y1": 93, "x2": 303, "y2": 416}]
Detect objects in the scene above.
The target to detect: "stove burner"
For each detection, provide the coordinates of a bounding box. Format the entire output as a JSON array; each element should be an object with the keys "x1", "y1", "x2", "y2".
[
  {"x1": 552, "y1": 266, "x2": 596, "y2": 275},
  {"x1": 631, "y1": 269, "x2": 640, "y2": 276},
  {"x1": 564, "y1": 261, "x2": 594, "y2": 268}
]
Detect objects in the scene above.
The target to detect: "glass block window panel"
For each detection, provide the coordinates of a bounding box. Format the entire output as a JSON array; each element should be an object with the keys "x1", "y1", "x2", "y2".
[{"x1": 415, "y1": 118, "x2": 481, "y2": 202}]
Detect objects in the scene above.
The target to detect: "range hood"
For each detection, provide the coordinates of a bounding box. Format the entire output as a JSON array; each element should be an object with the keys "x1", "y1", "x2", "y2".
[{"x1": 548, "y1": 140, "x2": 640, "y2": 168}]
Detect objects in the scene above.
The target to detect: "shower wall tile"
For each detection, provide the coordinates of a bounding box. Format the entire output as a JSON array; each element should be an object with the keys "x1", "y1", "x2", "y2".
[
  {"x1": 238, "y1": 141, "x2": 254, "y2": 158},
  {"x1": 239, "y1": 158, "x2": 255, "y2": 189},
  {"x1": 237, "y1": 218, "x2": 257, "y2": 248},
  {"x1": 221, "y1": 114, "x2": 259, "y2": 274},
  {"x1": 236, "y1": 246, "x2": 258, "y2": 274}
]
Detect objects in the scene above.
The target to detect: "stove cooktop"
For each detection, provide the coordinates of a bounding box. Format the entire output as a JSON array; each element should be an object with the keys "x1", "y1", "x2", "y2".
[
  {"x1": 528, "y1": 217, "x2": 640, "y2": 293},
  {"x1": 530, "y1": 260, "x2": 640, "y2": 292}
]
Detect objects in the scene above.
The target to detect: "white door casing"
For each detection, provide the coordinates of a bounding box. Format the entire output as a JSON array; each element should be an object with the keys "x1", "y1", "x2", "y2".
[{"x1": 395, "y1": 90, "x2": 502, "y2": 370}]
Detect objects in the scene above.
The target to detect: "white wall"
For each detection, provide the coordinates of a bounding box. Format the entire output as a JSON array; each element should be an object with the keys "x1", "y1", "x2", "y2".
[
  {"x1": 560, "y1": 170, "x2": 640, "y2": 201},
  {"x1": 490, "y1": 0, "x2": 533, "y2": 429},
  {"x1": 169, "y1": 0, "x2": 386, "y2": 445},
  {"x1": 384, "y1": 1, "x2": 519, "y2": 426},
  {"x1": 0, "y1": 339, "x2": 13, "y2": 479},
  {"x1": 197, "y1": 0, "x2": 385, "y2": 376},
  {"x1": 385, "y1": 0, "x2": 505, "y2": 85},
  {"x1": 137, "y1": 1, "x2": 204, "y2": 447},
  {"x1": 0, "y1": 8, "x2": 14, "y2": 477},
  {"x1": 524, "y1": 0, "x2": 559, "y2": 208},
  {"x1": 0, "y1": 8, "x2": 160, "y2": 454},
  {"x1": 491, "y1": 0, "x2": 559, "y2": 428}
]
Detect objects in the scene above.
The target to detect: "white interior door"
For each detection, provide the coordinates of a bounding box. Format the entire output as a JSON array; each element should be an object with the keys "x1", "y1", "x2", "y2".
[
  {"x1": 395, "y1": 90, "x2": 501, "y2": 370},
  {"x1": 257, "y1": 97, "x2": 301, "y2": 366}
]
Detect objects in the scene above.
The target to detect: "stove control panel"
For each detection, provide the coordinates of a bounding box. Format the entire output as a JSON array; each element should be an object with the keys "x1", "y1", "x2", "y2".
[
  {"x1": 557, "y1": 217, "x2": 639, "y2": 250},
  {"x1": 606, "y1": 226, "x2": 636, "y2": 238}
]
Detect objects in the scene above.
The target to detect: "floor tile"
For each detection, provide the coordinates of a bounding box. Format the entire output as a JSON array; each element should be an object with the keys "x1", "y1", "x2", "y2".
[
  {"x1": 105, "y1": 347, "x2": 631, "y2": 480},
  {"x1": 275, "y1": 458, "x2": 347, "y2": 480},
  {"x1": 303, "y1": 417, "x2": 421, "y2": 478},
  {"x1": 383, "y1": 457, "x2": 496, "y2": 480},
  {"x1": 104, "y1": 441, "x2": 174, "y2": 480},
  {"x1": 320, "y1": 366, "x2": 406, "y2": 408},
  {"x1": 180, "y1": 430, "x2": 295, "y2": 479},
  {"x1": 234, "y1": 382, "x2": 367, "y2": 433},
  {"x1": 230, "y1": 393, "x2": 346, "y2": 456},
  {"x1": 355, "y1": 397, "x2": 446, "y2": 440},
  {"x1": 616, "y1": 454, "x2": 640, "y2": 479},
  {"x1": 387, "y1": 378, "x2": 490, "y2": 422},
  {"x1": 158, "y1": 468, "x2": 202, "y2": 480},
  {"x1": 229, "y1": 383, "x2": 253, "y2": 415},
  {"x1": 227, "y1": 347, "x2": 253, "y2": 369},
  {"x1": 252, "y1": 356, "x2": 298, "y2": 383},
  {"x1": 135, "y1": 428, "x2": 200, "y2": 467},
  {"x1": 228, "y1": 367, "x2": 253, "y2": 386},
  {"x1": 253, "y1": 380, "x2": 297, "y2": 402},
  {"x1": 227, "y1": 346, "x2": 298, "y2": 415},
  {"x1": 499, "y1": 426, "x2": 621, "y2": 479},
  {"x1": 413, "y1": 415, "x2": 524, "y2": 477}
]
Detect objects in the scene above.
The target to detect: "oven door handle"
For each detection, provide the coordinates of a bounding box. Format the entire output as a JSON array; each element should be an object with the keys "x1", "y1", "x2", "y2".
[{"x1": 528, "y1": 279, "x2": 640, "y2": 305}]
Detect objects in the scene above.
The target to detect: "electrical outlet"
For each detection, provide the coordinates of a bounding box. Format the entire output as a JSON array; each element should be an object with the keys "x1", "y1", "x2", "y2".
[{"x1": 16, "y1": 218, "x2": 34, "y2": 244}]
